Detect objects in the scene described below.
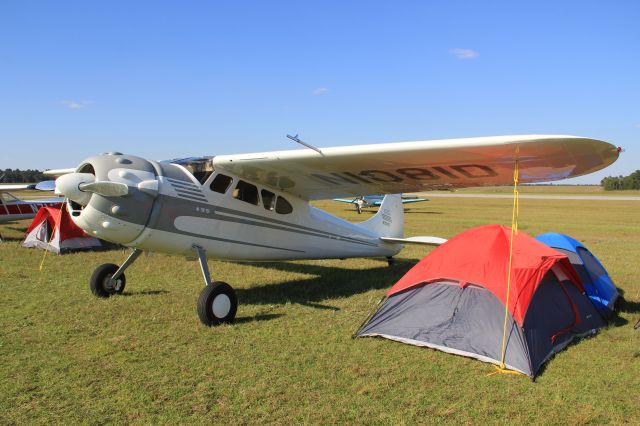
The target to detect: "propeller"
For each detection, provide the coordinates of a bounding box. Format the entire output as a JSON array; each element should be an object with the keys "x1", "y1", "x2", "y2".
[
  {"x1": 56, "y1": 173, "x2": 128, "y2": 206},
  {"x1": 78, "y1": 181, "x2": 129, "y2": 197},
  {"x1": 34, "y1": 180, "x2": 57, "y2": 191}
]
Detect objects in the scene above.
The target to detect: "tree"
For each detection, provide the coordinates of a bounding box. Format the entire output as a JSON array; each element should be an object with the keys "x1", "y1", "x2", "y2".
[{"x1": 601, "y1": 170, "x2": 640, "y2": 190}]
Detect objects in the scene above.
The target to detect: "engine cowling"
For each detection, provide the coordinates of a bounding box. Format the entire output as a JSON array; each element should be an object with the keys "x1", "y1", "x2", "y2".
[{"x1": 56, "y1": 152, "x2": 159, "y2": 245}]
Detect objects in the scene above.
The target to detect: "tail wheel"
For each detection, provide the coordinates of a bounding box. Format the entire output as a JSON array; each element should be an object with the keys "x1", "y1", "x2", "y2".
[
  {"x1": 197, "y1": 282, "x2": 237, "y2": 326},
  {"x1": 90, "y1": 263, "x2": 126, "y2": 298}
]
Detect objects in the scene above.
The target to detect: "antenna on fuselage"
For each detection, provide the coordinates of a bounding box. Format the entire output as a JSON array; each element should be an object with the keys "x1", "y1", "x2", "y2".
[{"x1": 286, "y1": 134, "x2": 324, "y2": 156}]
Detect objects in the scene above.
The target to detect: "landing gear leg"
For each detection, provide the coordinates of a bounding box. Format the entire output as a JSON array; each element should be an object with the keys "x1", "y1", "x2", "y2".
[
  {"x1": 90, "y1": 248, "x2": 142, "y2": 298},
  {"x1": 386, "y1": 256, "x2": 395, "y2": 267},
  {"x1": 193, "y1": 245, "x2": 237, "y2": 326}
]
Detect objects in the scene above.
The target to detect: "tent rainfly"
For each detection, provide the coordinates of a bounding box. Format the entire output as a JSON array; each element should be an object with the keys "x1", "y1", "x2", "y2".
[{"x1": 357, "y1": 224, "x2": 606, "y2": 378}]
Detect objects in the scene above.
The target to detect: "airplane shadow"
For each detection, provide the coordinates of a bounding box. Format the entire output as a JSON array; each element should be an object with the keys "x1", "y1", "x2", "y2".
[
  {"x1": 234, "y1": 259, "x2": 415, "y2": 310},
  {"x1": 234, "y1": 313, "x2": 286, "y2": 324},
  {"x1": 121, "y1": 289, "x2": 170, "y2": 297}
]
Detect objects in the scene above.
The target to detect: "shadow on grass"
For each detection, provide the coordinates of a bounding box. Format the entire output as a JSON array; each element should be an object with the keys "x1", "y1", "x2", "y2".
[
  {"x1": 122, "y1": 289, "x2": 170, "y2": 297},
  {"x1": 0, "y1": 235, "x2": 24, "y2": 242},
  {"x1": 617, "y1": 291, "x2": 640, "y2": 314},
  {"x1": 234, "y1": 313, "x2": 285, "y2": 324},
  {"x1": 234, "y1": 259, "x2": 414, "y2": 309}
]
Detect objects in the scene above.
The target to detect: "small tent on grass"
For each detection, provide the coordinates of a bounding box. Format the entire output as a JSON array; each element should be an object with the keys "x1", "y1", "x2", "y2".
[
  {"x1": 357, "y1": 224, "x2": 605, "y2": 378},
  {"x1": 23, "y1": 206, "x2": 105, "y2": 253},
  {"x1": 536, "y1": 232, "x2": 620, "y2": 317}
]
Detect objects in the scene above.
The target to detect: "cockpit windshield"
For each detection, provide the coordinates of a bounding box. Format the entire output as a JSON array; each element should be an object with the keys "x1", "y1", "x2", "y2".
[{"x1": 167, "y1": 157, "x2": 214, "y2": 184}]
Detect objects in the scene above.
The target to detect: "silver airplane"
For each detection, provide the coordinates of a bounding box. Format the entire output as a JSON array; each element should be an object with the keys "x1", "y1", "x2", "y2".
[{"x1": 51, "y1": 135, "x2": 620, "y2": 326}]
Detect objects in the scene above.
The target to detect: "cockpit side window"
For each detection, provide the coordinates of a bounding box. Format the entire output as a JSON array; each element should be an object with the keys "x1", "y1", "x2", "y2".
[
  {"x1": 233, "y1": 180, "x2": 259, "y2": 205},
  {"x1": 261, "y1": 189, "x2": 276, "y2": 211},
  {"x1": 210, "y1": 174, "x2": 233, "y2": 194},
  {"x1": 275, "y1": 196, "x2": 293, "y2": 214},
  {"x1": 170, "y1": 157, "x2": 214, "y2": 185}
]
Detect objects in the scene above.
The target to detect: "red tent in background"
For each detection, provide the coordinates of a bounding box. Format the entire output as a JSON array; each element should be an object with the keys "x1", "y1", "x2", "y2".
[
  {"x1": 23, "y1": 206, "x2": 105, "y2": 253},
  {"x1": 357, "y1": 224, "x2": 605, "y2": 377}
]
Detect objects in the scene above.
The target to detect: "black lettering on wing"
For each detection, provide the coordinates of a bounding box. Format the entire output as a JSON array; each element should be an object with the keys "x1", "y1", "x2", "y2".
[
  {"x1": 358, "y1": 170, "x2": 403, "y2": 183},
  {"x1": 451, "y1": 164, "x2": 498, "y2": 178},
  {"x1": 396, "y1": 168, "x2": 439, "y2": 180},
  {"x1": 310, "y1": 173, "x2": 359, "y2": 185}
]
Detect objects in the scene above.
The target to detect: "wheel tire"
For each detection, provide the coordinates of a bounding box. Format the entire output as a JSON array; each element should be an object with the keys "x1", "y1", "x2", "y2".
[
  {"x1": 90, "y1": 263, "x2": 126, "y2": 298},
  {"x1": 197, "y1": 282, "x2": 237, "y2": 326}
]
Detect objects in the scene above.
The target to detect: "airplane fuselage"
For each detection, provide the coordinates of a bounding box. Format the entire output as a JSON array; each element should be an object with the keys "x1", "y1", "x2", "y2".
[{"x1": 63, "y1": 153, "x2": 402, "y2": 261}]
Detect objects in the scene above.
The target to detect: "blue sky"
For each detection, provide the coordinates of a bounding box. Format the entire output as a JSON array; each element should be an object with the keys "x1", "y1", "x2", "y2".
[{"x1": 1, "y1": 1, "x2": 638, "y2": 184}]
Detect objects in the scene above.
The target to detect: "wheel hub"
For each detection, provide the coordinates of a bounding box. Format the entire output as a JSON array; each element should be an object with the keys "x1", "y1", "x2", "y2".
[{"x1": 211, "y1": 294, "x2": 231, "y2": 318}]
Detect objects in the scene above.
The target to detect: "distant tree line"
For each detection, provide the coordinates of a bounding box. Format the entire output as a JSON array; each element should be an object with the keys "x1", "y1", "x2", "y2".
[
  {"x1": 0, "y1": 168, "x2": 47, "y2": 183},
  {"x1": 600, "y1": 170, "x2": 640, "y2": 190}
]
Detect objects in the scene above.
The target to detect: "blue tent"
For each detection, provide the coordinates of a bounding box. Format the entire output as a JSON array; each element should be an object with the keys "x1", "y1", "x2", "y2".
[{"x1": 536, "y1": 233, "x2": 620, "y2": 317}]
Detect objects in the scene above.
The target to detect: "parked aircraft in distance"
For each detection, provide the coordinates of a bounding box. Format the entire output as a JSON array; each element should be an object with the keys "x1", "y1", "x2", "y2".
[
  {"x1": 0, "y1": 182, "x2": 62, "y2": 226},
  {"x1": 52, "y1": 135, "x2": 620, "y2": 326},
  {"x1": 334, "y1": 194, "x2": 428, "y2": 213}
]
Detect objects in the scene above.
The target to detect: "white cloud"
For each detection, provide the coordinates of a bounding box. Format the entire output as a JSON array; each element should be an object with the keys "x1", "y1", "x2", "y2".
[
  {"x1": 313, "y1": 87, "x2": 329, "y2": 95},
  {"x1": 450, "y1": 48, "x2": 479, "y2": 59},
  {"x1": 61, "y1": 100, "x2": 93, "y2": 109}
]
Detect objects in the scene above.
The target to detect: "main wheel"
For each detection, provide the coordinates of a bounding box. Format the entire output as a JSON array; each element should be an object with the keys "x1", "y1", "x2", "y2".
[
  {"x1": 90, "y1": 263, "x2": 126, "y2": 298},
  {"x1": 197, "y1": 282, "x2": 237, "y2": 326}
]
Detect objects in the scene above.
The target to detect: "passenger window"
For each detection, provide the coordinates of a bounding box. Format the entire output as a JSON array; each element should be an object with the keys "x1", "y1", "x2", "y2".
[
  {"x1": 233, "y1": 180, "x2": 259, "y2": 205},
  {"x1": 275, "y1": 196, "x2": 293, "y2": 214},
  {"x1": 261, "y1": 189, "x2": 276, "y2": 211},
  {"x1": 210, "y1": 174, "x2": 233, "y2": 194}
]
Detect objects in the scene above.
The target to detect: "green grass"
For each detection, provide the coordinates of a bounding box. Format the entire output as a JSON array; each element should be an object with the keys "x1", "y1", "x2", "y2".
[
  {"x1": 1, "y1": 196, "x2": 639, "y2": 424},
  {"x1": 421, "y1": 185, "x2": 640, "y2": 196}
]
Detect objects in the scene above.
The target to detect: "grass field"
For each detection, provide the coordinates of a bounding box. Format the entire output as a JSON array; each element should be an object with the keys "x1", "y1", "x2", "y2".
[
  {"x1": 417, "y1": 185, "x2": 640, "y2": 196},
  {"x1": 1, "y1": 194, "x2": 639, "y2": 424}
]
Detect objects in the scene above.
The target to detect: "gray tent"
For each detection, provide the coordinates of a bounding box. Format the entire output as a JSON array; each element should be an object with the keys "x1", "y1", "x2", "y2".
[{"x1": 357, "y1": 225, "x2": 606, "y2": 378}]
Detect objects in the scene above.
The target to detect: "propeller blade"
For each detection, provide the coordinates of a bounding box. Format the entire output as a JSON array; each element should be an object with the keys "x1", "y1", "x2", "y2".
[
  {"x1": 34, "y1": 180, "x2": 57, "y2": 191},
  {"x1": 79, "y1": 181, "x2": 129, "y2": 197}
]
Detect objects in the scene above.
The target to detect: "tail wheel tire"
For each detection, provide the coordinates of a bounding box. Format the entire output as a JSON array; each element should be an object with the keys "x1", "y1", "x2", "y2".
[
  {"x1": 90, "y1": 263, "x2": 126, "y2": 298},
  {"x1": 197, "y1": 282, "x2": 237, "y2": 326}
]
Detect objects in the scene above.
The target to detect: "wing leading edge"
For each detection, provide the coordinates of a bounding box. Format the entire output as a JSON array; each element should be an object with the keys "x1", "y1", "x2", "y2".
[{"x1": 213, "y1": 135, "x2": 619, "y2": 200}]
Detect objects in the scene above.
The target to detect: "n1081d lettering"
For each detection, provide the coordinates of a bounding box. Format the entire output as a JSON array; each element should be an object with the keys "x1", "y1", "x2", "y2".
[{"x1": 310, "y1": 164, "x2": 498, "y2": 185}]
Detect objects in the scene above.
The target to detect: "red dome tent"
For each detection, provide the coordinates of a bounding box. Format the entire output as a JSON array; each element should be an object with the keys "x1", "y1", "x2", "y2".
[
  {"x1": 357, "y1": 224, "x2": 605, "y2": 377},
  {"x1": 23, "y1": 206, "x2": 105, "y2": 253}
]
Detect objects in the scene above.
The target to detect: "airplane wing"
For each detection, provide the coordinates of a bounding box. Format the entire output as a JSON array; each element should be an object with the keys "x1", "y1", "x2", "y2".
[
  {"x1": 400, "y1": 198, "x2": 428, "y2": 204},
  {"x1": 0, "y1": 184, "x2": 36, "y2": 191},
  {"x1": 333, "y1": 198, "x2": 357, "y2": 204},
  {"x1": 43, "y1": 168, "x2": 77, "y2": 178},
  {"x1": 213, "y1": 135, "x2": 619, "y2": 200},
  {"x1": 0, "y1": 181, "x2": 56, "y2": 192}
]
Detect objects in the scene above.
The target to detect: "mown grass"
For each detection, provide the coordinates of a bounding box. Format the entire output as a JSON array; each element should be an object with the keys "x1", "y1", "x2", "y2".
[
  {"x1": 420, "y1": 185, "x2": 640, "y2": 196},
  {"x1": 1, "y1": 195, "x2": 639, "y2": 424}
]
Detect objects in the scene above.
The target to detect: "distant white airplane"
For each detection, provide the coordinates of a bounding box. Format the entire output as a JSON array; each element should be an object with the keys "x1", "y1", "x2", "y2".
[
  {"x1": 334, "y1": 194, "x2": 428, "y2": 213},
  {"x1": 51, "y1": 135, "x2": 620, "y2": 326},
  {"x1": 0, "y1": 182, "x2": 62, "y2": 225}
]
